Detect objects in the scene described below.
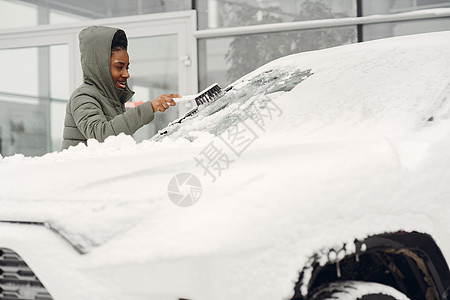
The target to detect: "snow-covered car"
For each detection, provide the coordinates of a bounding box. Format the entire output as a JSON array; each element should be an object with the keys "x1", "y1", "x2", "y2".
[{"x1": 1, "y1": 31, "x2": 450, "y2": 300}]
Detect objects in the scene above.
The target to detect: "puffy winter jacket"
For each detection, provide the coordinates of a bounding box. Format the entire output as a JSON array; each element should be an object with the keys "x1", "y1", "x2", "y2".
[{"x1": 62, "y1": 26, "x2": 154, "y2": 150}]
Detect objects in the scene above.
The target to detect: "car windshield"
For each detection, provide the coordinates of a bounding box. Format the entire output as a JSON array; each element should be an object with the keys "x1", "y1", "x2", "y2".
[{"x1": 152, "y1": 68, "x2": 313, "y2": 142}]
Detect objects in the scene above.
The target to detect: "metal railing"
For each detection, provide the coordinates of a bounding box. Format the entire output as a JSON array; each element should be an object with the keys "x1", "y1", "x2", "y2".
[{"x1": 194, "y1": 8, "x2": 450, "y2": 38}]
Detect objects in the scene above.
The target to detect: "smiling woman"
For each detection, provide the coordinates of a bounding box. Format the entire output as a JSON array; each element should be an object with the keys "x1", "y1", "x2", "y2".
[
  {"x1": 61, "y1": 26, "x2": 180, "y2": 150},
  {"x1": 110, "y1": 49, "x2": 130, "y2": 90},
  {"x1": 110, "y1": 30, "x2": 130, "y2": 90}
]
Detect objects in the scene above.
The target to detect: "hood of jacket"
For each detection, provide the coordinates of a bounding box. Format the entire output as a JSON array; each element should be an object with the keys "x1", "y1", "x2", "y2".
[{"x1": 79, "y1": 26, "x2": 134, "y2": 104}]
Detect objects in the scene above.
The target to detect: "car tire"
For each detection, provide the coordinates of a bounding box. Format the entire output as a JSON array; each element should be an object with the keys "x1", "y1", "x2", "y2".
[{"x1": 309, "y1": 281, "x2": 411, "y2": 300}]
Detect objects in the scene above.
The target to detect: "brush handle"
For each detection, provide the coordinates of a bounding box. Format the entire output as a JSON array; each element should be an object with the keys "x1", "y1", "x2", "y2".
[{"x1": 173, "y1": 95, "x2": 196, "y2": 103}]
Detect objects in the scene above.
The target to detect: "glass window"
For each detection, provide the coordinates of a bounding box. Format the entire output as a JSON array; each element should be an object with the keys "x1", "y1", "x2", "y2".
[
  {"x1": 198, "y1": 26, "x2": 357, "y2": 90},
  {"x1": 0, "y1": 47, "x2": 44, "y2": 157},
  {"x1": 0, "y1": 0, "x2": 191, "y2": 29},
  {"x1": 1, "y1": 47, "x2": 39, "y2": 97},
  {"x1": 362, "y1": 0, "x2": 450, "y2": 15},
  {"x1": 50, "y1": 101, "x2": 66, "y2": 152},
  {"x1": 196, "y1": 0, "x2": 356, "y2": 30},
  {"x1": 50, "y1": 44, "x2": 70, "y2": 100},
  {"x1": 416, "y1": 0, "x2": 450, "y2": 6},
  {"x1": 361, "y1": 0, "x2": 450, "y2": 40},
  {"x1": 363, "y1": 18, "x2": 450, "y2": 41},
  {"x1": 0, "y1": 95, "x2": 49, "y2": 157},
  {"x1": 127, "y1": 35, "x2": 180, "y2": 141},
  {"x1": 0, "y1": 0, "x2": 38, "y2": 29},
  {"x1": 49, "y1": 44, "x2": 70, "y2": 151},
  {"x1": 49, "y1": 9, "x2": 88, "y2": 25},
  {"x1": 0, "y1": 47, "x2": 39, "y2": 96},
  {"x1": 0, "y1": 44, "x2": 70, "y2": 156}
]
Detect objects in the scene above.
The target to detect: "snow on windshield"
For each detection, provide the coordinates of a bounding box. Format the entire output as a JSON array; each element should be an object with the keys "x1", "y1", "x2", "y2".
[{"x1": 152, "y1": 69, "x2": 313, "y2": 142}]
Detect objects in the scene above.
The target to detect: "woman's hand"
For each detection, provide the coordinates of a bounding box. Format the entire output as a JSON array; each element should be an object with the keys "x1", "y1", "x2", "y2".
[{"x1": 151, "y1": 94, "x2": 180, "y2": 112}]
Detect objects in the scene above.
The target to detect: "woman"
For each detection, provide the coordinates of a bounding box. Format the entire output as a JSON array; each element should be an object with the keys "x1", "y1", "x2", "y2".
[{"x1": 62, "y1": 26, "x2": 179, "y2": 149}]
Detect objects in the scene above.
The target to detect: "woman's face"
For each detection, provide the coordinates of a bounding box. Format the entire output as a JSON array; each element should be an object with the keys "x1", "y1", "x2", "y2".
[{"x1": 110, "y1": 49, "x2": 130, "y2": 89}]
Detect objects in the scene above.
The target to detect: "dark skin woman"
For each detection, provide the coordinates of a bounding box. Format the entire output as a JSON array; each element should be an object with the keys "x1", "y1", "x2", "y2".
[{"x1": 62, "y1": 26, "x2": 180, "y2": 149}]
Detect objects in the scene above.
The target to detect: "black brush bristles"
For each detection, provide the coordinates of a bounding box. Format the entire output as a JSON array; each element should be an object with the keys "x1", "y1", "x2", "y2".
[
  {"x1": 158, "y1": 83, "x2": 234, "y2": 136},
  {"x1": 195, "y1": 83, "x2": 225, "y2": 106}
]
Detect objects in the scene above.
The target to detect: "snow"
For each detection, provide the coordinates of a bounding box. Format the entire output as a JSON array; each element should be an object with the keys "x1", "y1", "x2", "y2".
[
  {"x1": 1, "y1": 31, "x2": 450, "y2": 299},
  {"x1": 317, "y1": 281, "x2": 410, "y2": 299}
]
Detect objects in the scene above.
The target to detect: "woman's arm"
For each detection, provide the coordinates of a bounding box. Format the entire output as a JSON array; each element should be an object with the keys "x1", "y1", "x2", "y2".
[{"x1": 70, "y1": 95, "x2": 155, "y2": 142}]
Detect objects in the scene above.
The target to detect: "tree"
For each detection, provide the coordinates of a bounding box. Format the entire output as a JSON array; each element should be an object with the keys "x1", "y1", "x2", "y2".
[{"x1": 225, "y1": 0, "x2": 356, "y2": 82}]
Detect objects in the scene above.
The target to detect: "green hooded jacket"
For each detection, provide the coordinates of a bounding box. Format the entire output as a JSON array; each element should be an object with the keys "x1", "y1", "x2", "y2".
[{"x1": 62, "y1": 26, "x2": 154, "y2": 150}]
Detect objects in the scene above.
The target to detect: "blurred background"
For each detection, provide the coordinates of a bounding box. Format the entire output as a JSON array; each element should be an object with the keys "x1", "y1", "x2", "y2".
[{"x1": 0, "y1": 0, "x2": 449, "y2": 156}]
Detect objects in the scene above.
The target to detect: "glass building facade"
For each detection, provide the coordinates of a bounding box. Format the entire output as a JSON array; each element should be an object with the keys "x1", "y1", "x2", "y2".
[{"x1": 0, "y1": 0, "x2": 449, "y2": 156}]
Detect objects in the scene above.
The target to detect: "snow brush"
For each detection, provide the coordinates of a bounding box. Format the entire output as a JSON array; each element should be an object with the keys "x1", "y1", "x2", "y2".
[
  {"x1": 176, "y1": 83, "x2": 228, "y2": 106},
  {"x1": 160, "y1": 83, "x2": 233, "y2": 135}
]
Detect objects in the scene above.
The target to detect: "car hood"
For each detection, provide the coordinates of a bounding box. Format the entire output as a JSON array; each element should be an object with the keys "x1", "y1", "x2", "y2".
[{"x1": 1, "y1": 31, "x2": 450, "y2": 300}]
